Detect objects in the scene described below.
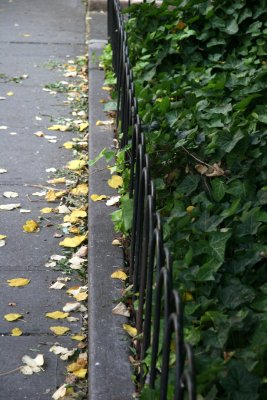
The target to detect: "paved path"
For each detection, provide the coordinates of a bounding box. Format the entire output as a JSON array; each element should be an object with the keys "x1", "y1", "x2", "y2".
[{"x1": 0, "y1": 0, "x2": 85, "y2": 398}]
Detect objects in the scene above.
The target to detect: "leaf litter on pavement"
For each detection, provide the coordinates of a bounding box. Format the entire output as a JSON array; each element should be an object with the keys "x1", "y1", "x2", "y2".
[{"x1": 0, "y1": 55, "x2": 89, "y2": 396}]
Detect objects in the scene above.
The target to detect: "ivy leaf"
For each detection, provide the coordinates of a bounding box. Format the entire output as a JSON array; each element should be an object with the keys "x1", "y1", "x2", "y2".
[
  {"x1": 211, "y1": 179, "x2": 226, "y2": 202},
  {"x1": 177, "y1": 175, "x2": 200, "y2": 195},
  {"x1": 209, "y1": 230, "x2": 232, "y2": 263}
]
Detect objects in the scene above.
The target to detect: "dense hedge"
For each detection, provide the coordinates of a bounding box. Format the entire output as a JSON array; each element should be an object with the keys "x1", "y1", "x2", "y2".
[{"x1": 115, "y1": 1, "x2": 267, "y2": 398}]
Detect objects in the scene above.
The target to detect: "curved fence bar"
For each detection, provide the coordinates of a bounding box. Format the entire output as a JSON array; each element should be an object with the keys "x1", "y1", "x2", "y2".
[{"x1": 108, "y1": 1, "x2": 196, "y2": 398}]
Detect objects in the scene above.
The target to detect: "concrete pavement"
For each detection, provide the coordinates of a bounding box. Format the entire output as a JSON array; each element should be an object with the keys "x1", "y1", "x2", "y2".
[{"x1": 0, "y1": 0, "x2": 85, "y2": 398}]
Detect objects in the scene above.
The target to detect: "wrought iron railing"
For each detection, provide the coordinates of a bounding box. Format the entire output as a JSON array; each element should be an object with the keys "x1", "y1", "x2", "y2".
[{"x1": 108, "y1": 1, "x2": 196, "y2": 398}]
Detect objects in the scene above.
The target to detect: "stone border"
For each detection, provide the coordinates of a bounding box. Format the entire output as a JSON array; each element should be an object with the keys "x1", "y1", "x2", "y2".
[{"x1": 88, "y1": 23, "x2": 134, "y2": 400}]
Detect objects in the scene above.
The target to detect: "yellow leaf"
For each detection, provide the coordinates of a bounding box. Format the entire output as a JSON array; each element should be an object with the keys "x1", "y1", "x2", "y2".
[
  {"x1": 4, "y1": 313, "x2": 23, "y2": 322},
  {"x1": 23, "y1": 220, "x2": 39, "y2": 233},
  {"x1": 7, "y1": 278, "x2": 30, "y2": 287},
  {"x1": 67, "y1": 159, "x2": 86, "y2": 171},
  {"x1": 40, "y1": 207, "x2": 53, "y2": 214},
  {"x1": 45, "y1": 189, "x2": 57, "y2": 202},
  {"x1": 90, "y1": 194, "x2": 107, "y2": 202},
  {"x1": 70, "y1": 209, "x2": 87, "y2": 219},
  {"x1": 182, "y1": 292, "x2": 194, "y2": 302},
  {"x1": 55, "y1": 190, "x2": 66, "y2": 198},
  {"x1": 71, "y1": 334, "x2": 86, "y2": 341},
  {"x1": 7, "y1": 91, "x2": 14, "y2": 96},
  {"x1": 48, "y1": 124, "x2": 68, "y2": 132},
  {"x1": 123, "y1": 324, "x2": 137, "y2": 338},
  {"x1": 102, "y1": 86, "x2": 112, "y2": 91},
  {"x1": 71, "y1": 183, "x2": 88, "y2": 196},
  {"x1": 111, "y1": 270, "x2": 127, "y2": 281},
  {"x1": 69, "y1": 226, "x2": 80, "y2": 234},
  {"x1": 0, "y1": 234, "x2": 7, "y2": 240},
  {"x1": 63, "y1": 141, "x2": 73, "y2": 149},
  {"x1": 11, "y1": 327, "x2": 23, "y2": 336},
  {"x1": 59, "y1": 235, "x2": 86, "y2": 248},
  {"x1": 108, "y1": 175, "x2": 123, "y2": 189},
  {"x1": 47, "y1": 177, "x2": 66, "y2": 184},
  {"x1": 50, "y1": 326, "x2": 70, "y2": 335},
  {"x1": 74, "y1": 292, "x2": 88, "y2": 301},
  {"x1": 79, "y1": 122, "x2": 88, "y2": 132},
  {"x1": 46, "y1": 311, "x2": 69, "y2": 319},
  {"x1": 186, "y1": 206, "x2": 195, "y2": 213},
  {"x1": 73, "y1": 368, "x2": 87, "y2": 378},
  {"x1": 22, "y1": 33, "x2": 31, "y2": 37}
]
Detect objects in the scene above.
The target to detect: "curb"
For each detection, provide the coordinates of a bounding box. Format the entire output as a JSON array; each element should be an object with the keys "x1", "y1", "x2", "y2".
[
  {"x1": 88, "y1": 15, "x2": 134, "y2": 400},
  {"x1": 89, "y1": 0, "x2": 142, "y2": 11}
]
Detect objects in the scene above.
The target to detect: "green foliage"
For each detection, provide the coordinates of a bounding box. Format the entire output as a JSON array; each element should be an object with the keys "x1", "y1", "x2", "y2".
[{"x1": 123, "y1": 0, "x2": 267, "y2": 398}]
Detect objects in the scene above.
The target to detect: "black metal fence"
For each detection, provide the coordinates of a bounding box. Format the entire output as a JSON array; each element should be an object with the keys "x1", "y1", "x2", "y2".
[{"x1": 108, "y1": 1, "x2": 196, "y2": 398}]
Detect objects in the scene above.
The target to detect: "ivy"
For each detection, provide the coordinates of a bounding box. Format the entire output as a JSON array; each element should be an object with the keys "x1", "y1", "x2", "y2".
[{"x1": 122, "y1": 0, "x2": 267, "y2": 398}]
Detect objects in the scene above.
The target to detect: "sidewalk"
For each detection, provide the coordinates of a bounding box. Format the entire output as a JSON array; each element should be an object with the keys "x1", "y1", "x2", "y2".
[{"x1": 0, "y1": 0, "x2": 85, "y2": 398}]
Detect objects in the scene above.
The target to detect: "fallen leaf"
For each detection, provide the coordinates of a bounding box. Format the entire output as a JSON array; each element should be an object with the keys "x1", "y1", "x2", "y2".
[
  {"x1": 0, "y1": 203, "x2": 20, "y2": 210},
  {"x1": 205, "y1": 163, "x2": 225, "y2": 177},
  {"x1": 23, "y1": 220, "x2": 39, "y2": 233},
  {"x1": 20, "y1": 209, "x2": 31, "y2": 213},
  {"x1": 3, "y1": 192, "x2": 18, "y2": 198},
  {"x1": 48, "y1": 124, "x2": 69, "y2": 132},
  {"x1": 69, "y1": 256, "x2": 86, "y2": 267},
  {"x1": 74, "y1": 246, "x2": 88, "y2": 257},
  {"x1": 46, "y1": 311, "x2": 69, "y2": 319},
  {"x1": 63, "y1": 141, "x2": 73, "y2": 149},
  {"x1": 33, "y1": 131, "x2": 44, "y2": 137},
  {"x1": 74, "y1": 292, "x2": 88, "y2": 301},
  {"x1": 0, "y1": 234, "x2": 7, "y2": 240},
  {"x1": 112, "y1": 302, "x2": 130, "y2": 317},
  {"x1": 0, "y1": 239, "x2": 6, "y2": 247},
  {"x1": 123, "y1": 324, "x2": 137, "y2": 337},
  {"x1": 22, "y1": 33, "x2": 31, "y2": 37},
  {"x1": 46, "y1": 167, "x2": 57, "y2": 173},
  {"x1": 47, "y1": 177, "x2": 66, "y2": 184},
  {"x1": 68, "y1": 226, "x2": 80, "y2": 235},
  {"x1": 9, "y1": 132, "x2": 17, "y2": 136},
  {"x1": 108, "y1": 175, "x2": 123, "y2": 189},
  {"x1": 35, "y1": 116, "x2": 42, "y2": 121},
  {"x1": 32, "y1": 190, "x2": 46, "y2": 196},
  {"x1": 111, "y1": 270, "x2": 127, "y2": 281},
  {"x1": 106, "y1": 195, "x2": 120, "y2": 206},
  {"x1": 56, "y1": 205, "x2": 70, "y2": 214},
  {"x1": 0, "y1": 125, "x2": 8, "y2": 130},
  {"x1": 112, "y1": 239, "x2": 121, "y2": 246},
  {"x1": 50, "y1": 255, "x2": 66, "y2": 261},
  {"x1": 21, "y1": 354, "x2": 44, "y2": 375},
  {"x1": 4, "y1": 313, "x2": 23, "y2": 322},
  {"x1": 11, "y1": 327, "x2": 23, "y2": 336},
  {"x1": 90, "y1": 194, "x2": 107, "y2": 202},
  {"x1": 52, "y1": 384, "x2": 67, "y2": 400},
  {"x1": 71, "y1": 183, "x2": 88, "y2": 196},
  {"x1": 7, "y1": 278, "x2": 30, "y2": 287},
  {"x1": 71, "y1": 335, "x2": 86, "y2": 341},
  {"x1": 41, "y1": 207, "x2": 53, "y2": 214},
  {"x1": 49, "y1": 326, "x2": 70, "y2": 335},
  {"x1": 73, "y1": 368, "x2": 87, "y2": 378},
  {"x1": 59, "y1": 235, "x2": 86, "y2": 248},
  {"x1": 0, "y1": 169, "x2": 8, "y2": 174},
  {"x1": 96, "y1": 120, "x2": 113, "y2": 126},
  {"x1": 67, "y1": 316, "x2": 80, "y2": 322},
  {"x1": 67, "y1": 159, "x2": 86, "y2": 171},
  {"x1": 6, "y1": 91, "x2": 14, "y2": 96},
  {"x1": 50, "y1": 281, "x2": 65, "y2": 290},
  {"x1": 45, "y1": 189, "x2": 57, "y2": 202},
  {"x1": 62, "y1": 302, "x2": 81, "y2": 313},
  {"x1": 79, "y1": 122, "x2": 89, "y2": 132},
  {"x1": 102, "y1": 86, "x2": 112, "y2": 91}
]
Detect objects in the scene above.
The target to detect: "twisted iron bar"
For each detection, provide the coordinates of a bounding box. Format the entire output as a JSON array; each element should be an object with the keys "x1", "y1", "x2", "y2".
[{"x1": 108, "y1": 1, "x2": 196, "y2": 398}]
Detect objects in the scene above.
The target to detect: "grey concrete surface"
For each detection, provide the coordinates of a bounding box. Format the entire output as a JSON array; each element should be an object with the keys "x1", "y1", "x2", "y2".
[
  {"x1": 0, "y1": 336, "x2": 74, "y2": 400},
  {"x1": 0, "y1": 0, "x2": 86, "y2": 398},
  {"x1": 88, "y1": 18, "x2": 134, "y2": 400}
]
